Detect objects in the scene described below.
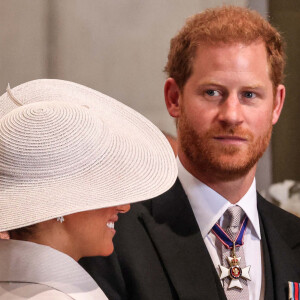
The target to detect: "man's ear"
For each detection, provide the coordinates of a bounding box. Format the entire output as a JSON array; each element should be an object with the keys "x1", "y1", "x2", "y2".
[
  {"x1": 164, "y1": 78, "x2": 181, "y2": 118},
  {"x1": 272, "y1": 84, "x2": 285, "y2": 125}
]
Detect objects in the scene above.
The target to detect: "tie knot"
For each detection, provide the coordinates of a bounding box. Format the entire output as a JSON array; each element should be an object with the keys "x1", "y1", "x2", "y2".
[{"x1": 223, "y1": 206, "x2": 245, "y2": 240}]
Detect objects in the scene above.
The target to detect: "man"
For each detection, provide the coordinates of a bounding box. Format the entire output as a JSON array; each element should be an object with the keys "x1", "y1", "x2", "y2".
[{"x1": 80, "y1": 6, "x2": 300, "y2": 300}]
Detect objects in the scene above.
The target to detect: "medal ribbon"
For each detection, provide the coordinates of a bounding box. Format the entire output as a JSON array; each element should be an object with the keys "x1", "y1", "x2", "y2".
[{"x1": 211, "y1": 216, "x2": 248, "y2": 249}]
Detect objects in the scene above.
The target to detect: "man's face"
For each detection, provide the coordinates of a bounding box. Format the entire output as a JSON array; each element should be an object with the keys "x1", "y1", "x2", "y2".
[{"x1": 170, "y1": 42, "x2": 284, "y2": 181}]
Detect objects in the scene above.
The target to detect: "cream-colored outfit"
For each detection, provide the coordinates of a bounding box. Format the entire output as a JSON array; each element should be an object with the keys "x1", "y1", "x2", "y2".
[{"x1": 0, "y1": 240, "x2": 108, "y2": 300}]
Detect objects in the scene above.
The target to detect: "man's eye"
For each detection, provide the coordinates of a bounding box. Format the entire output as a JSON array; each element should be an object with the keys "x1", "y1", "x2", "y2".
[
  {"x1": 243, "y1": 91, "x2": 256, "y2": 98},
  {"x1": 205, "y1": 90, "x2": 220, "y2": 97}
]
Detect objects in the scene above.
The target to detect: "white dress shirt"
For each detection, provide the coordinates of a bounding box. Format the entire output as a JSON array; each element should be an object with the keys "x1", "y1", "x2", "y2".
[
  {"x1": 177, "y1": 157, "x2": 264, "y2": 300},
  {"x1": 0, "y1": 239, "x2": 108, "y2": 300}
]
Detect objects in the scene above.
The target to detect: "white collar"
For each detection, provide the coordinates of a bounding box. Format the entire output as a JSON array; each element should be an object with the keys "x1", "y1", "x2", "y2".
[
  {"x1": 0, "y1": 239, "x2": 108, "y2": 300},
  {"x1": 177, "y1": 157, "x2": 261, "y2": 239}
]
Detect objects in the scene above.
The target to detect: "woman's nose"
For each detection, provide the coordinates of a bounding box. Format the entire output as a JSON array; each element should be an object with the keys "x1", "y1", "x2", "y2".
[{"x1": 116, "y1": 204, "x2": 130, "y2": 213}]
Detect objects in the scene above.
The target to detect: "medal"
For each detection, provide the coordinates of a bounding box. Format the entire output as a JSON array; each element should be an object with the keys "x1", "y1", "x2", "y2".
[
  {"x1": 212, "y1": 216, "x2": 251, "y2": 290},
  {"x1": 219, "y1": 242, "x2": 251, "y2": 289}
]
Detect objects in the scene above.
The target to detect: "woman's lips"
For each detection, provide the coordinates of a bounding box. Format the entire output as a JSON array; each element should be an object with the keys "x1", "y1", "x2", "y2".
[
  {"x1": 106, "y1": 222, "x2": 115, "y2": 229},
  {"x1": 106, "y1": 215, "x2": 118, "y2": 230}
]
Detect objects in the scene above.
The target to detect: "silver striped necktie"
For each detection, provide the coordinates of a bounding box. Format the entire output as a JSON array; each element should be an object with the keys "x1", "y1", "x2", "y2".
[{"x1": 221, "y1": 206, "x2": 249, "y2": 299}]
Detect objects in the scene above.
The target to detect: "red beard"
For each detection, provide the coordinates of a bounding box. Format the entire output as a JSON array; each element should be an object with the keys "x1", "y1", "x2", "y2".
[{"x1": 179, "y1": 109, "x2": 272, "y2": 181}]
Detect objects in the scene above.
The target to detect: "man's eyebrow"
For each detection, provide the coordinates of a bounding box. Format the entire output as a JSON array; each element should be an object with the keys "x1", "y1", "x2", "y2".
[
  {"x1": 242, "y1": 84, "x2": 265, "y2": 90},
  {"x1": 194, "y1": 82, "x2": 225, "y2": 90},
  {"x1": 197, "y1": 81, "x2": 224, "y2": 86},
  {"x1": 196, "y1": 82, "x2": 266, "y2": 89}
]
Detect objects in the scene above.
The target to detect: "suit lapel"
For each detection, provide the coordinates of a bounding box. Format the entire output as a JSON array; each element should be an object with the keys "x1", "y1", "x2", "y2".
[
  {"x1": 258, "y1": 194, "x2": 300, "y2": 300},
  {"x1": 259, "y1": 213, "x2": 275, "y2": 300},
  {"x1": 141, "y1": 180, "x2": 226, "y2": 300}
]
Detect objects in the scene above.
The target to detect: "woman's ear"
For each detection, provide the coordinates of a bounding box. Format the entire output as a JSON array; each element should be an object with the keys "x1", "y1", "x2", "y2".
[
  {"x1": 164, "y1": 78, "x2": 181, "y2": 118},
  {"x1": 0, "y1": 231, "x2": 10, "y2": 239}
]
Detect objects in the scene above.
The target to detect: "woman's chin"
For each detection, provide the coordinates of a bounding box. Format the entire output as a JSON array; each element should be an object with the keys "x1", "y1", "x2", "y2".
[{"x1": 97, "y1": 244, "x2": 115, "y2": 257}]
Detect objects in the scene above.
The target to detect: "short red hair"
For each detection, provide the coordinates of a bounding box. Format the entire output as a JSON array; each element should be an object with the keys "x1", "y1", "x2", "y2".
[{"x1": 164, "y1": 6, "x2": 285, "y2": 92}]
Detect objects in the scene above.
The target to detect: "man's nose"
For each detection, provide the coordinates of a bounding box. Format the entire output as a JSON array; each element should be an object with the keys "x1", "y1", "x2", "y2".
[{"x1": 218, "y1": 94, "x2": 244, "y2": 126}]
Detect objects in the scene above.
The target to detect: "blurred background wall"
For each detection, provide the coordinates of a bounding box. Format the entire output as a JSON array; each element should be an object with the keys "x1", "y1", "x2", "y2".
[
  {"x1": 0, "y1": 0, "x2": 298, "y2": 193},
  {"x1": 269, "y1": 0, "x2": 300, "y2": 183}
]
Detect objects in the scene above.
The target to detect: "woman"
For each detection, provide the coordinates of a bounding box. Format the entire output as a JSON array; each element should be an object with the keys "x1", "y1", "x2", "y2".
[{"x1": 0, "y1": 80, "x2": 177, "y2": 299}]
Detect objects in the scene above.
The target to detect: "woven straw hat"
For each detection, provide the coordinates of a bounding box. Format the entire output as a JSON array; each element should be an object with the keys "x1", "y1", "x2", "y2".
[{"x1": 0, "y1": 79, "x2": 177, "y2": 231}]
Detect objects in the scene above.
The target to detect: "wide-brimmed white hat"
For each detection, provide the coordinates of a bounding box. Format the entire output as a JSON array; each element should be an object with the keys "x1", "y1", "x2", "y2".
[{"x1": 0, "y1": 79, "x2": 177, "y2": 231}]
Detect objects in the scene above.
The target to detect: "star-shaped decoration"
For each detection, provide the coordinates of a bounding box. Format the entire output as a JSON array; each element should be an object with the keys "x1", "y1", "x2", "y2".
[{"x1": 219, "y1": 256, "x2": 251, "y2": 289}]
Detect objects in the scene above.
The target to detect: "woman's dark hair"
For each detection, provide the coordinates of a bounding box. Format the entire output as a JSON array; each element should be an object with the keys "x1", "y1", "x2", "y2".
[{"x1": 9, "y1": 224, "x2": 37, "y2": 240}]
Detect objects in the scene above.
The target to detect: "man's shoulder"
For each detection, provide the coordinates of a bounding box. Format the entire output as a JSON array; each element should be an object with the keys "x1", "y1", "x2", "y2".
[
  {"x1": 119, "y1": 178, "x2": 186, "y2": 220},
  {"x1": 258, "y1": 192, "x2": 300, "y2": 224},
  {"x1": 121, "y1": 179, "x2": 186, "y2": 213},
  {"x1": 257, "y1": 193, "x2": 300, "y2": 246}
]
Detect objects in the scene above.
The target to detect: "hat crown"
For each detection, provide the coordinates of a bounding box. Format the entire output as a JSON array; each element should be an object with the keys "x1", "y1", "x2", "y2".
[{"x1": 0, "y1": 101, "x2": 107, "y2": 181}]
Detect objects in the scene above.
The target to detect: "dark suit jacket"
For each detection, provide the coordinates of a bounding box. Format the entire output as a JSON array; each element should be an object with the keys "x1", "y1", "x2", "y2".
[{"x1": 80, "y1": 179, "x2": 300, "y2": 300}]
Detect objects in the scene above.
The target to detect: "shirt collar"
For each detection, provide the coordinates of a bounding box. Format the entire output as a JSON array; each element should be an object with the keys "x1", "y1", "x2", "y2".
[{"x1": 177, "y1": 157, "x2": 261, "y2": 239}]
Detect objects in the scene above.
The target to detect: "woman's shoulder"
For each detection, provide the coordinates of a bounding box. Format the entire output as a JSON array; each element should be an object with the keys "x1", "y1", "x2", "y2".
[{"x1": 0, "y1": 282, "x2": 73, "y2": 300}]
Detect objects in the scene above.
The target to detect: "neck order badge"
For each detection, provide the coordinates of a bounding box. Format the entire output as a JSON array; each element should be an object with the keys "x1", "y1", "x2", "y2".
[{"x1": 212, "y1": 216, "x2": 251, "y2": 289}]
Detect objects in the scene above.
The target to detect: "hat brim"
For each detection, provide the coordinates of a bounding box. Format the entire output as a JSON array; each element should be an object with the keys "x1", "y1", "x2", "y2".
[{"x1": 0, "y1": 79, "x2": 177, "y2": 231}]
